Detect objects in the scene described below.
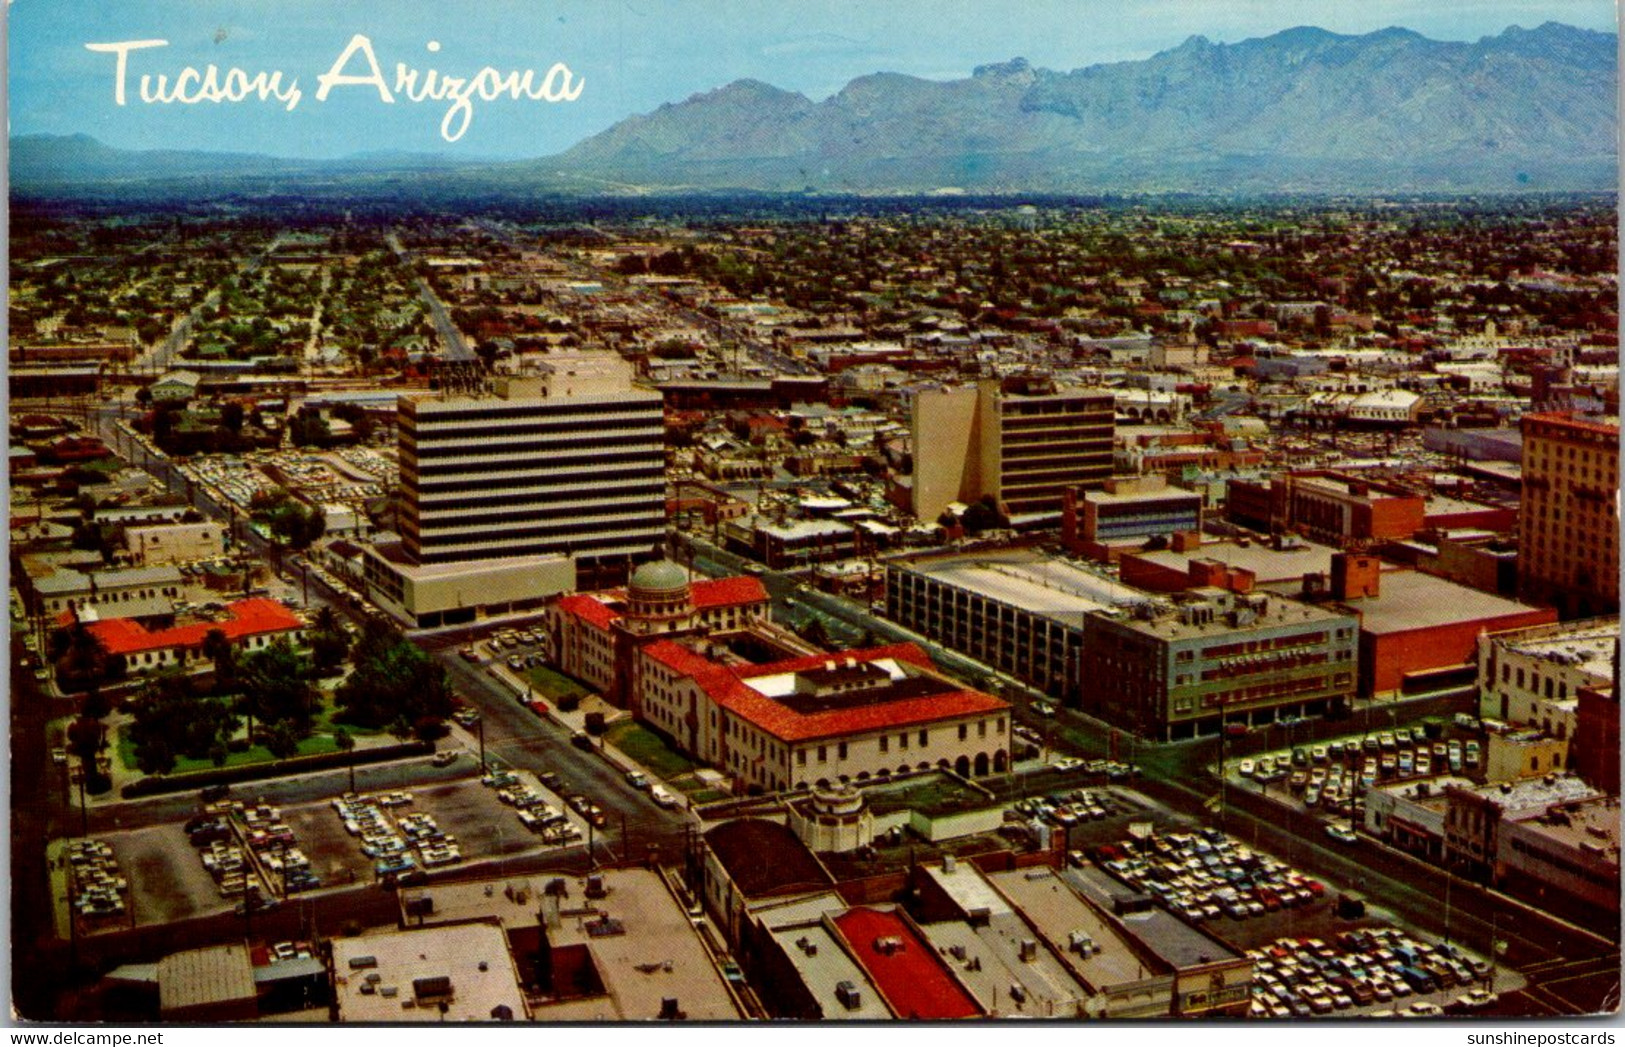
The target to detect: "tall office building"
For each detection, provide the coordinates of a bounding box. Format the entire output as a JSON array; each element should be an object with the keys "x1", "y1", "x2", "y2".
[
  {"x1": 1519, "y1": 411, "x2": 1619, "y2": 619},
  {"x1": 910, "y1": 379, "x2": 1113, "y2": 521},
  {"x1": 398, "y1": 354, "x2": 665, "y2": 567},
  {"x1": 363, "y1": 353, "x2": 665, "y2": 628}
]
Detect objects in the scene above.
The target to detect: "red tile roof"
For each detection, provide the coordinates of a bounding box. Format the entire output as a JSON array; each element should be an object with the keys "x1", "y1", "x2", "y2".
[
  {"x1": 640, "y1": 640, "x2": 1007, "y2": 743},
  {"x1": 82, "y1": 598, "x2": 302, "y2": 656},
  {"x1": 554, "y1": 576, "x2": 768, "y2": 630},
  {"x1": 691, "y1": 576, "x2": 769, "y2": 608},
  {"x1": 831, "y1": 907, "x2": 981, "y2": 1019}
]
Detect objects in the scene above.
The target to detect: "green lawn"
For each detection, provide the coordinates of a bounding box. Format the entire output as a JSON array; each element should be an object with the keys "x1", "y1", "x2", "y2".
[
  {"x1": 525, "y1": 665, "x2": 589, "y2": 702},
  {"x1": 117, "y1": 726, "x2": 340, "y2": 775},
  {"x1": 604, "y1": 722, "x2": 700, "y2": 780}
]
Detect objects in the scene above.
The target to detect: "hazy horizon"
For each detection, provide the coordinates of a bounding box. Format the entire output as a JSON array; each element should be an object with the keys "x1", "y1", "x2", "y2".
[{"x1": 10, "y1": 0, "x2": 1618, "y2": 162}]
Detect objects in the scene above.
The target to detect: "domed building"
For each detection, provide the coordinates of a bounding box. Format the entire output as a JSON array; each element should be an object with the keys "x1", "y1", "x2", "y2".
[
  {"x1": 623, "y1": 560, "x2": 695, "y2": 632},
  {"x1": 548, "y1": 559, "x2": 772, "y2": 706}
]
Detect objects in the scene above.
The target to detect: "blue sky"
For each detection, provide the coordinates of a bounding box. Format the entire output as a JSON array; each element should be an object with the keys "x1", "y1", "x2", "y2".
[{"x1": 9, "y1": 0, "x2": 1617, "y2": 159}]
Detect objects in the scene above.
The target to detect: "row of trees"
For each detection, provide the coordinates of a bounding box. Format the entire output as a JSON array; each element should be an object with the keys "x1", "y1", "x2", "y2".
[{"x1": 123, "y1": 609, "x2": 450, "y2": 776}]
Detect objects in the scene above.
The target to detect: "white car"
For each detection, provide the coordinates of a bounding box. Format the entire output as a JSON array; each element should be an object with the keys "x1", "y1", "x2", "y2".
[
  {"x1": 1238, "y1": 759, "x2": 1256, "y2": 778},
  {"x1": 649, "y1": 786, "x2": 679, "y2": 809},
  {"x1": 1325, "y1": 825, "x2": 1359, "y2": 845}
]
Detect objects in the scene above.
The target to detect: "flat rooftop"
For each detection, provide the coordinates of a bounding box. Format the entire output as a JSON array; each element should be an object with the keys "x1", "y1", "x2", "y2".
[
  {"x1": 1336, "y1": 571, "x2": 1548, "y2": 634},
  {"x1": 1111, "y1": 591, "x2": 1355, "y2": 642},
  {"x1": 1494, "y1": 619, "x2": 1619, "y2": 680},
  {"x1": 1511, "y1": 797, "x2": 1621, "y2": 863},
  {"x1": 404, "y1": 870, "x2": 742, "y2": 1022},
  {"x1": 1132, "y1": 538, "x2": 1361, "y2": 584},
  {"x1": 753, "y1": 893, "x2": 892, "y2": 1020},
  {"x1": 896, "y1": 549, "x2": 1147, "y2": 627},
  {"x1": 1063, "y1": 864, "x2": 1241, "y2": 971},
  {"x1": 331, "y1": 922, "x2": 525, "y2": 1023},
  {"x1": 986, "y1": 867, "x2": 1161, "y2": 993}
]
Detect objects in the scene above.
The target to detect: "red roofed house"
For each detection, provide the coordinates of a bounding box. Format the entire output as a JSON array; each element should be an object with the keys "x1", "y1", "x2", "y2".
[
  {"x1": 636, "y1": 637, "x2": 1010, "y2": 793},
  {"x1": 546, "y1": 560, "x2": 770, "y2": 704},
  {"x1": 830, "y1": 907, "x2": 982, "y2": 1019},
  {"x1": 77, "y1": 598, "x2": 305, "y2": 674}
]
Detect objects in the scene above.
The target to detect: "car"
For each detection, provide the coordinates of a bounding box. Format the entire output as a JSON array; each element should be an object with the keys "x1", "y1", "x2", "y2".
[
  {"x1": 1310, "y1": 745, "x2": 1329, "y2": 764},
  {"x1": 1464, "y1": 741, "x2": 1481, "y2": 768},
  {"x1": 1452, "y1": 989, "x2": 1499, "y2": 1012},
  {"x1": 720, "y1": 960, "x2": 745, "y2": 984},
  {"x1": 51, "y1": 748, "x2": 67, "y2": 765},
  {"x1": 742, "y1": 563, "x2": 765, "y2": 575},
  {"x1": 1405, "y1": 1001, "x2": 1444, "y2": 1017},
  {"x1": 1378, "y1": 732, "x2": 1396, "y2": 751},
  {"x1": 1032, "y1": 701, "x2": 1056, "y2": 717},
  {"x1": 458, "y1": 646, "x2": 479, "y2": 662},
  {"x1": 200, "y1": 784, "x2": 231, "y2": 802},
  {"x1": 507, "y1": 656, "x2": 525, "y2": 670},
  {"x1": 570, "y1": 732, "x2": 595, "y2": 751},
  {"x1": 649, "y1": 785, "x2": 680, "y2": 809},
  {"x1": 1052, "y1": 756, "x2": 1084, "y2": 772},
  {"x1": 1238, "y1": 760, "x2": 1256, "y2": 778},
  {"x1": 626, "y1": 770, "x2": 650, "y2": 790},
  {"x1": 431, "y1": 751, "x2": 457, "y2": 767},
  {"x1": 1325, "y1": 825, "x2": 1359, "y2": 844}
]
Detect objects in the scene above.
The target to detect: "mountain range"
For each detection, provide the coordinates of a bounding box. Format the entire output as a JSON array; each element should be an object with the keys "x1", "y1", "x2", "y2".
[{"x1": 13, "y1": 22, "x2": 1617, "y2": 196}]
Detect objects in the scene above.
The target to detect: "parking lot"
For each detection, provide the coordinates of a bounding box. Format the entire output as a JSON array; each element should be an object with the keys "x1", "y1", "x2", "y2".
[
  {"x1": 1081, "y1": 824, "x2": 1516, "y2": 1017},
  {"x1": 1226, "y1": 721, "x2": 1484, "y2": 826}
]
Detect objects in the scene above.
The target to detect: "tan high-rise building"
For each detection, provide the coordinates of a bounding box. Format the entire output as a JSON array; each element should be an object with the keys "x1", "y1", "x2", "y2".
[
  {"x1": 910, "y1": 380, "x2": 1113, "y2": 521},
  {"x1": 1519, "y1": 411, "x2": 1619, "y2": 619}
]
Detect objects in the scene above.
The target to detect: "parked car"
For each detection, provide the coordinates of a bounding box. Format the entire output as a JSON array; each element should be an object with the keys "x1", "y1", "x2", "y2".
[
  {"x1": 1325, "y1": 825, "x2": 1359, "y2": 845},
  {"x1": 649, "y1": 785, "x2": 680, "y2": 809}
]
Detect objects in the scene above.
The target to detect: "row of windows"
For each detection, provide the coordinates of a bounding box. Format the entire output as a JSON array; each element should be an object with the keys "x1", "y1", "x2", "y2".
[
  {"x1": 406, "y1": 433, "x2": 663, "y2": 467},
  {"x1": 402, "y1": 412, "x2": 660, "y2": 444},
  {"x1": 411, "y1": 493, "x2": 663, "y2": 528},
  {"x1": 407, "y1": 472, "x2": 664, "y2": 511},
  {"x1": 406, "y1": 427, "x2": 663, "y2": 461},
  {"x1": 405, "y1": 451, "x2": 662, "y2": 489},
  {"x1": 415, "y1": 529, "x2": 663, "y2": 563},
  {"x1": 403, "y1": 399, "x2": 658, "y2": 426}
]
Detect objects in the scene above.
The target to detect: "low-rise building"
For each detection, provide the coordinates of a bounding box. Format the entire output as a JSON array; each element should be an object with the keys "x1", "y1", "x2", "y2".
[
  {"x1": 885, "y1": 548, "x2": 1146, "y2": 705},
  {"x1": 547, "y1": 562, "x2": 770, "y2": 702},
  {"x1": 1476, "y1": 617, "x2": 1616, "y2": 741},
  {"x1": 124, "y1": 521, "x2": 227, "y2": 566},
  {"x1": 330, "y1": 921, "x2": 527, "y2": 1022},
  {"x1": 1497, "y1": 795, "x2": 1620, "y2": 915},
  {"x1": 76, "y1": 598, "x2": 304, "y2": 673},
  {"x1": 637, "y1": 640, "x2": 1010, "y2": 792},
  {"x1": 361, "y1": 542, "x2": 576, "y2": 630},
  {"x1": 1082, "y1": 588, "x2": 1358, "y2": 740},
  {"x1": 396, "y1": 869, "x2": 744, "y2": 1021},
  {"x1": 828, "y1": 906, "x2": 984, "y2": 1019}
]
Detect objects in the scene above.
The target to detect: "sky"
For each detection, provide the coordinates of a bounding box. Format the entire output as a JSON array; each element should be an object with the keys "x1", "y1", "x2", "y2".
[{"x1": 8, "y1": 0, "x2": 1618, "y2": 160}]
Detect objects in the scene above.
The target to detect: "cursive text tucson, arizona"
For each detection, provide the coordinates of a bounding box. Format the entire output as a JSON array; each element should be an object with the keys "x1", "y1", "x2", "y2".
[{"x1": 85, "y1": 34, "x2": 584, "y2": 142}]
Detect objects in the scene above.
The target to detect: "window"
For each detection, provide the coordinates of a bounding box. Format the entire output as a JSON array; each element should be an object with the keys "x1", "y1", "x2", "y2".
[
  {"x1": 837, "y1": 741, "x2": 847, "y2": 759},
  {"x1": 978, "y1": 720, "x2": 988, "y2": 738},
  {"x1": 900, "y1": 732, "x2": 908, "y2": 749},
  {"x1": 797, "y1": 750, "x2": 806, "y2": 766},
  {"x1": 919, "y1": 729, "x2": 928, "y2": 747},
  {"x1": 879, "y1": 735, "x2": 888, "y2": 754},
  {"x1": 959, "y1": 724, "x2": 968, "y2": 741}
]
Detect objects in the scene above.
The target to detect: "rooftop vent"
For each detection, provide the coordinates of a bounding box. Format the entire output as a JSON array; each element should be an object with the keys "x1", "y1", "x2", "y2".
[
  {"x1": 834, "y1": 981, "x2": 862, "y2": 1010},
  {"x1": 657, "y1": 997, "x2": 686, "y2": 1020}
]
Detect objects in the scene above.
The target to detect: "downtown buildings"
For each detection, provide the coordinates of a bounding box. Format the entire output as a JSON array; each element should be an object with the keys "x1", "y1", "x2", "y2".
[
  {"x1": 363, "y1": 353, "x2": 665, "y2": 628},
  {"x1": 1518, "y1": 411, "x2": 1620, "y2": 619}
]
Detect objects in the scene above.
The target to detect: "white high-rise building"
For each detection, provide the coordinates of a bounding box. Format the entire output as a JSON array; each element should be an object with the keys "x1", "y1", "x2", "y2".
[
  {"x1": 363, "y1": 353, "x2": 666, "y2": 628},
  {"x1": 398, "y1": 354, "x2": 665, "y2": 567}
]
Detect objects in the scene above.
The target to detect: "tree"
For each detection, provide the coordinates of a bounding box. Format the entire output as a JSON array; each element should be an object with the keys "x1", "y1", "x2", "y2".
[
  {"x1": 239, "y1": 638, "x2": 317, "y2": 735},
  {"x1": 261, "y1": 720, "x2": 301, "y2": 760},
  {"x1": 308, "y1": 606, "x2": 350, "y2": 676},
  {"x1": 202, "y1": 628, "x2": 237, "y2": 693},
  {"x1": 336, "y1": 619, "x2": 453, "y2": 731}
]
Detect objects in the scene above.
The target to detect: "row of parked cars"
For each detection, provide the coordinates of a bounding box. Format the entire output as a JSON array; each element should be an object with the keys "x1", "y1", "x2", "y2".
[
  {"x1": 397, "y1": 811, "x2": 464, "y2": 869},
  {"x1": 1011, "y1": 787, "x2": 1121, "y2": 828},
  {"x1": 1094, "y1": 828, "x2": 1326, "y2": 925},
  {"x1": 334, "y1": 792, "x2": 427, "y2": 880},
  {"x1": 239, "y1": 801, "x2": 320, "y2": 895},
  {"x1": 67, "y1": 839, "x2": 128, "y2": 920},
  {"x1": 1246, "y1": 926, "x2": 1492, "y2": 1018}
]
